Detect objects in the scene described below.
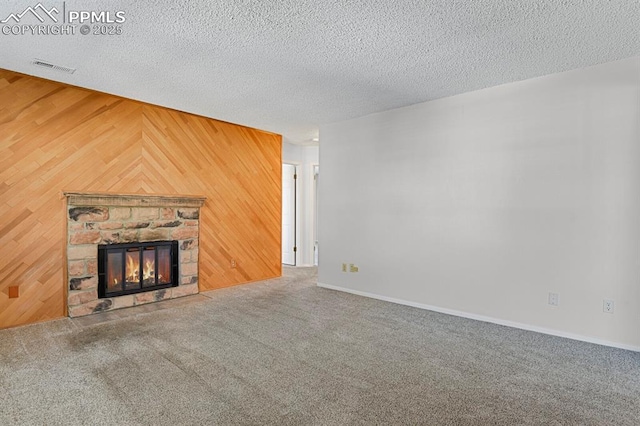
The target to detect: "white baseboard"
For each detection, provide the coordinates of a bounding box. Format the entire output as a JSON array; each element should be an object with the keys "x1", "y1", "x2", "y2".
[{"x1": 317, "y1": 282, "x2": 640, "y2": 353}]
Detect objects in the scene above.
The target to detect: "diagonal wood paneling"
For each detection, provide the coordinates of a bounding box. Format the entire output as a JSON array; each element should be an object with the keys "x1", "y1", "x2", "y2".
[{"x1": 0, "y1": 69, "x2": 282, "y2": 329}]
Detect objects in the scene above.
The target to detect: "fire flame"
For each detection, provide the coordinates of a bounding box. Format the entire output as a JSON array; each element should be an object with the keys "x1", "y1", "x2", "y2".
[
  {"x1": 125, "y1": 253, "x2": 155, "y2": 282},
  {"x1": 143, "y1": 260, "x2": 154, "y2": 280}
]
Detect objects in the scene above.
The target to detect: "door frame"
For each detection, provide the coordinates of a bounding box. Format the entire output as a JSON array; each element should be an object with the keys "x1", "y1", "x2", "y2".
[
  {"x1": 282, "y1": 163, "x2": 297, "y2": 266},
  {"x1": 312, "y1": 164, "x2": 319, "y2": 266}
]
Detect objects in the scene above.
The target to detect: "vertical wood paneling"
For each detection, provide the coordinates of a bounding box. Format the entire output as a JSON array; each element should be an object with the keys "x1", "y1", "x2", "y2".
[{"x1": 0, "y1": 69, "x2": 282, "y2": 329}]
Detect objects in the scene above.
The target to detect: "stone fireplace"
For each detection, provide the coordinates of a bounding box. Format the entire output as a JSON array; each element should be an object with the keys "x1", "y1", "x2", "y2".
[{"x1": 63, "y1": 192, "x2": 206, "y2": 317}]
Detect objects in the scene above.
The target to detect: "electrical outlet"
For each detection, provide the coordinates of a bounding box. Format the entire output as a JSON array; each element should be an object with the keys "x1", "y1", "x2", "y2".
[
  {"x1": 349, "y1": 264, "x2": 359, "y2": 273},
  {"x1": 8, "y1": 286, "x2": 19, "y2": 299},
  {"x1": 341, "y1": 263, "x2": 347, "y2": 272},
  {"x1": 603, "y1": 299, "x2": 614, "y2": 314},
  {"x1": 548, "y1": 292, "x2": 559, "y2": 306},
  {"x1": 230, "y1": 259, "x2": 236, "y2": 268}
]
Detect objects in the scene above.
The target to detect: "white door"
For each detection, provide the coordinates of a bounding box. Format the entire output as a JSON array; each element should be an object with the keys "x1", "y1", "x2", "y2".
[{"x1": 282, "y1": 164, "x2": 296, "y2": 265}]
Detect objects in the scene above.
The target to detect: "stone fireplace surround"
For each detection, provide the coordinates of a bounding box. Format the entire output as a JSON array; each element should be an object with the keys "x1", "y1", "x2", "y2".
[{"x1": 64, "y1": 192, "x2": 206, "y2": 317}]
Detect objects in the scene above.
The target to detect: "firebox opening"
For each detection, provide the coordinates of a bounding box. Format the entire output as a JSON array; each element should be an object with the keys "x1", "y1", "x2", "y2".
[{"x1": 98, "y1": 241, "x2": 179, "y2": 298}]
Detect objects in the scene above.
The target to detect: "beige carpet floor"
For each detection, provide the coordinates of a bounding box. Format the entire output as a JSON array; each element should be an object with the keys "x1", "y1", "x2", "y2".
[{"x1": 1, "y1": 266, "x2": 638, "y2": 425}]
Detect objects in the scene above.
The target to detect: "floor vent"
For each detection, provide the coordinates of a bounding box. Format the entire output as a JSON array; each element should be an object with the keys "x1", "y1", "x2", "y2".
[{"x1": 32, "y1": 59, "x2": 76, "y2": 74}]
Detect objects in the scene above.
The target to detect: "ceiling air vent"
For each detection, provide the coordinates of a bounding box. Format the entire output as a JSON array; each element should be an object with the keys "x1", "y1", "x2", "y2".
[{"x1": 32, "y1": 59, "x2": 76, "y2": 74}]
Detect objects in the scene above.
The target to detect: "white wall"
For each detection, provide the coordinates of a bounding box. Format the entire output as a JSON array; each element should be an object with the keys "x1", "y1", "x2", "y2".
[
  {"x1": 283, "y1": 141, "x2": 319, "y2": 266},
  {"x1": 318, "y1": 57, "x2": 640, "y2": 350}
]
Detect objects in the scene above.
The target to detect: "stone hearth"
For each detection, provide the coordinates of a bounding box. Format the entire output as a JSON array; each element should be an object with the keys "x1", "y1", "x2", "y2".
[{"x1": 64, "y1": 192, "x2": 206, "y2": 317}]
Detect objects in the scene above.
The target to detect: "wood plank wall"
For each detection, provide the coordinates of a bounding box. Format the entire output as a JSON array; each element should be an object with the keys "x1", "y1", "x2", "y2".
[{"x1": 0, "y1": 69, "x2": 282, "y2": 329}]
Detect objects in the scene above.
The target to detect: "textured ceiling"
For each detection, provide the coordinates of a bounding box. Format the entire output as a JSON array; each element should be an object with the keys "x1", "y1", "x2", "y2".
[{"x1": 0, "y1": 0, "x2": 639, "y2": 143}]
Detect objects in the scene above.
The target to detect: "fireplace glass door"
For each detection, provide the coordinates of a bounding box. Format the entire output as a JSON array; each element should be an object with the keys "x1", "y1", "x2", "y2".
[{"x1": 99, "y1": 241, "x2": 178, "y2": 298}]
